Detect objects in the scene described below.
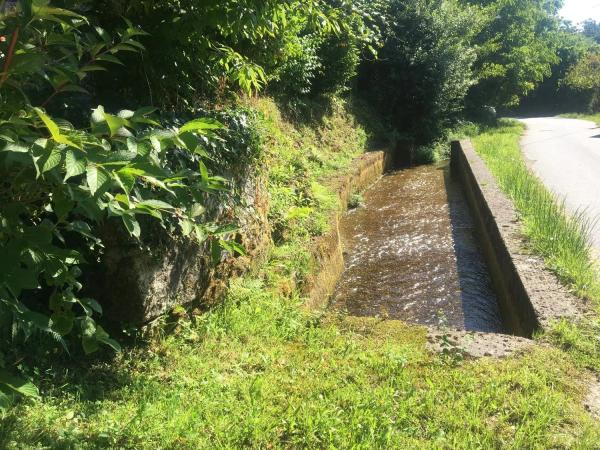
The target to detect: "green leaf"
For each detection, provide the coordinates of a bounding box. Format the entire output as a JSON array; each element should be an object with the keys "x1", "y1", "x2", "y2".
[
  {"x1": 190, "y1": 203, "x2": 205, "y2": 217},
  {"x1": 31, "y1": 5, "x2": 85, "y2": 20},
  {"x1": 1, "y1": 143, "x2": 29, "y2": 153},
  {"x1": 122, "y1": 215, "x2": 141, "y2": 238},
  {"x1": 181, "y1": 219, "x2": 194, "y2": 236},
  {"x1": 115, "y1": 170, "x2": 136, "y2": 195},
  {"x1": 67, "y1": 220, "x2": 97, "y2": 241},
  {"x1": 95, "y1": 325, "x2": 121, "y2": 352},
  {"x1": 34, "y1": 107, "x2": 60, "y2": 139},
  {"x1": 80, "y1": 316, "x2": 96, "y2": 337},
  {"x1": 34, "y1": 108, "x2": 81, "y2": 149},
  {"x1": 64, "y1": 149, "x2": 86, "y2": 180},
  {"x1": 41, "y1": 147, "x2": 63, "y2": 173},
  {"x1": 142, "y1": 175, "x2": 171, "y2": 192},
  {"x1": 104, "y1": 114, "x2": 130, "y2": 137},
  {"x1": 0, "y1": 370, "x2": 39, "y2": 398},
  {"x1": 133, "y1": 106, "x2": 158, "y2": 117},
  {"x1": 54, "y1": 134, "x2": 81, "y2": 149},
  {"x1": 96, "y1": 54, "x2": 124, "y2": 65},
  {"x1": 82, "y1": 335, "x2": 99, "y2": 354},
  {"x1": 80, "y1": 298, "x2": 102, "y2": 315},
  {"x1": 51, "y1": 312, "x2": 74, "y2": 336},
  {"x1": 117, "y1": 110, "x2": 135, "y2": 119},
  {"x1": 199, "y1": 160, "x2": 209, "y2": 182},
  {"x1": 86, "y1": 164, "x2": 109, "y2": 196},
  {"x1": 220, "y1": 239, "x2": 247, "y2": 256},
  {"x1": 91, "y1": 105, "x2": 106, "y2": 124},
  {"x1": 179, "y1": 118, "x2": 224, "y2": 135},
  {"x1": 79, "y1": 65, "x2": 109, "y2": 73},
  {"x1": 21, "y1": 311, "x2": 52, "y2": 333},
  {"x1": 136, "y1": 199, "x2": 174, "y2": 210},
  {"x1": 194, "y1": 225, "x2": 207, "y2": 243}
]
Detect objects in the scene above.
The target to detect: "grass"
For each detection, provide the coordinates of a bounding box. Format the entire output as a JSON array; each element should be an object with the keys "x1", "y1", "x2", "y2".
[
  {"x1": 559, "y1": 113, "x2": 600, "y2": 126},
  {"x1": 1, "y1": 103, "x2": 600, "y2": 448},
  {"x1": 471, "y1": 119, "x2": 600, "y2": 300}
]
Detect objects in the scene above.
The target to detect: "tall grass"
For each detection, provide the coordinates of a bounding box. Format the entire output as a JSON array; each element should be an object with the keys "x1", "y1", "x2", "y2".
[{"x1": 472, "y1": 119, "x2": 600, "y2": 301}]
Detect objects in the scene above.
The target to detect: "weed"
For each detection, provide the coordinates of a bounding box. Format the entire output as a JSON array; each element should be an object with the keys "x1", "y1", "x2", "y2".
[{"x1": 348, "y1": 192, "x2": 364, "y2": 209}]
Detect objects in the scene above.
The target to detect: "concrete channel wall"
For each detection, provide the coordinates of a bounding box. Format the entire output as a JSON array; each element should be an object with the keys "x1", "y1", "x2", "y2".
[
  {"x1": 451, "y1": 140, "x2": 583, "y2": 337},
  {"x1": 303, "y1": 150, "x2": 394, "y2": 310}
]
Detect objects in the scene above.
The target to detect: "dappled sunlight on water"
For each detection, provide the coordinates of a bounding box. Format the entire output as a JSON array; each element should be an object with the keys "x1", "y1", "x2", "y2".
[{"x1": 331, "y1": 161, "x2": 505, "y2": 332}]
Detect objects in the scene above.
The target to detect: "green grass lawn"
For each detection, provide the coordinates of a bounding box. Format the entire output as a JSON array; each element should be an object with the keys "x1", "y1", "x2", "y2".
[{"x1": 1, "y1": 107, "x2": 600, "y2": 449}]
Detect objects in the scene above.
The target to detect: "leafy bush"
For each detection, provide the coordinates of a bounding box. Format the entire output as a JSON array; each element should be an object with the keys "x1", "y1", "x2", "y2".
[
  {"x1": 271, "y1": 0, "x2": 382, "y2": 109},
  {"x1": 67, "y1": 0, "x2": 345, "y2": 109},
  {"x1": 0, "y1": 0, "x2": 240, "y2": 406}
]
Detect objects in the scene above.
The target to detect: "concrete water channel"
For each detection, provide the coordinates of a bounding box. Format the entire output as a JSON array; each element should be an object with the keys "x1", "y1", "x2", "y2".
[
  {"x1": 319, "y1": 141, "x2": 580, "y2": 345},
  {"x1": 330, "y1": 160, "x2": 506, "y2": 333}
]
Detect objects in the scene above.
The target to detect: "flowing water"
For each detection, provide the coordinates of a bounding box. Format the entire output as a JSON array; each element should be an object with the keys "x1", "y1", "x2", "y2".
[{"x1": 331, "y1": 161, "x2": 505, "y2": 333}]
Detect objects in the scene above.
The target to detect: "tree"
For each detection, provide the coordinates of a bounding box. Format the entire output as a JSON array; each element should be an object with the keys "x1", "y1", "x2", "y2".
[
  {"x1": 564, "y1": 52, "x2": 600, "y2": 111},
  {"x1": 518, "y1": 22, "x2": 596, "y2": 113},
  {"x1": 465, "y1": 0, "x2": 563, "y2": 109},
  {"x1": 358, "y1": 0, "x2": 479, "y2": 143},
  {"x1": 583, "y1": 19, "x2": 600, "y2": 43}
]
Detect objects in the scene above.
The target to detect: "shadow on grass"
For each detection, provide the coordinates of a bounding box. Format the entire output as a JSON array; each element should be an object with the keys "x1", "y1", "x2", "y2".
[{"x1": 0, "y1": 340, "x2": 148, "y2": 447}]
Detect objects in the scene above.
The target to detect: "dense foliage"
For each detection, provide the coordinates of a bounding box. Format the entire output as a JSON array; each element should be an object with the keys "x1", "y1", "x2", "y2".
[
  {"x1": 61, "y1": 0, "x2": 357, "y2": 109},
  {"x1": 465, "y1": 0, "x2": 562, "y2": 109},
  {"x1": 0, "y1": 0, "x2": 243, "y2": 406},
  {"x1": 564, "y1": 53, "x2": 600, "y2": 111},
  {"x1": 358, "y1": 0, "x2": 478, "y2": 142}
]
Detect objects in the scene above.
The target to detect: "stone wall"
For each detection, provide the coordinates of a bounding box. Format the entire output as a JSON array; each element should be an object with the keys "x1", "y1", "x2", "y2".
[
  {"x1": 92, "y1": 145, "x2": 394, "y2": 324},
  {"x1": 90, "y1": 168, "x2": 271, "y2": 325}
]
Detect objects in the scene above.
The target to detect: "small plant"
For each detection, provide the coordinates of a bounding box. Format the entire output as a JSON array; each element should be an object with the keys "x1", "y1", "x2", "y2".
[{"x1": 348, "y1": 192, "x2": 364, "y2": 209}]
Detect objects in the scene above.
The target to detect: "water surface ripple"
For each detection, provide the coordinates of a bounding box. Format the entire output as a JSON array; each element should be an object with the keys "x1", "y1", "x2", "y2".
[{"x1": 331, "y1": 161, "x2": 505, "y2": 333}]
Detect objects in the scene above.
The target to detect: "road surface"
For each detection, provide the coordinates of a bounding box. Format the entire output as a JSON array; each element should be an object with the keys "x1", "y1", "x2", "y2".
[{"x1": 519, "y1": 117, "x2": 600, "y2": 250}]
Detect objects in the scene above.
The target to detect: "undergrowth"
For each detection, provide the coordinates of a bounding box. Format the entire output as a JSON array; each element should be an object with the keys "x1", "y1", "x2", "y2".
[{"x1": 1, "y1": 103, "x2": 599, "y2": 448}]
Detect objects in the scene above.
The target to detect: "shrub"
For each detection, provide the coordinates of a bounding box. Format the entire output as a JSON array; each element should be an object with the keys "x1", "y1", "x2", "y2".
[
  {"x1": 564, "y1": 53, "x2": 600, "y2": 113},
  {"x1": 0, "y1": 0, "x2": 240, "y2": 406},
  {"x1": 269, "y1": 0, "x2": 381, "y2": 109}
]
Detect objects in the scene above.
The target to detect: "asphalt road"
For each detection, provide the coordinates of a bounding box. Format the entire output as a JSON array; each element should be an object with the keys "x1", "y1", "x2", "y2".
[{"x1": 519, "y1": 117, "x2": 600, "y2": 250}]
